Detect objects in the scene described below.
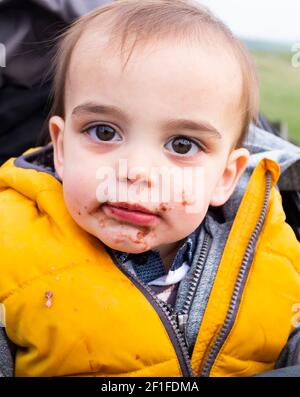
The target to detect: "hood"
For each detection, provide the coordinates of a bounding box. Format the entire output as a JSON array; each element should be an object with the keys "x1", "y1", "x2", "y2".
[{"x1": 221, "y1": 125, "x2": 300, "y2": 222}]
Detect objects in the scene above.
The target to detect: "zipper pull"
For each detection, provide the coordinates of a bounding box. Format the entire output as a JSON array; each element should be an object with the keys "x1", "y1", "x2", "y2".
[
  {"x1": 176, "y1": 313, "x2": 190, "y2": 349},
  {"x1": 177, "y1": 313, "x2": 188, "y2": 333}
]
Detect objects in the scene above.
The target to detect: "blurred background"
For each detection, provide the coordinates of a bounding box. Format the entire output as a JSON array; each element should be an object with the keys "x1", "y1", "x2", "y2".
[
  {"x1": 0, "y1": 0, "x2": 111, "y2": 164},
  {"x1": 200, "y1": 0, "x2": 300, "y2": 145}
]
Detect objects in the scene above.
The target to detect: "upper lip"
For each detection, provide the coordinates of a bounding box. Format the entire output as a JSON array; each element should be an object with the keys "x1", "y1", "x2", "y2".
[{"x1": 104, "y1": 202, "x2": 158, "y2": 216}]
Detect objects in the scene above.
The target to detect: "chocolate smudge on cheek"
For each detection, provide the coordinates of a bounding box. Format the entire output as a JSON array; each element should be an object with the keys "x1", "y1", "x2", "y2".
[
  {"x1": 92, "y1": 205, "x2": 159, "y2": 251},
  {"x1": 136, "y1": 230, "x2": 148, "y2": 240},
  {"x1": 181, "y1": 191, "x2": 196, "y2": 207},
  {"x1": 158, "y1": 203, "x2": 172, "y2": 212},
  {"x1": 112, "y1": 227, "x2": 157, "y2": 251},
  {"x1": 181, "y1": 191, "x2": 188, "y2": 207},
  {"x1": 133, "y1": 229, "x2": 158, "y2": 250},
  {"x1": 113, "y1": 232, "x2": 149, "y2": 251}
]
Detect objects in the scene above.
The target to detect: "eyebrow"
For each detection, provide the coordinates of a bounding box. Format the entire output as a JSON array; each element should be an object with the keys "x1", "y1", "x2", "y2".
[
  {"x1": 72, "y1": 102, "x2": 131, "y2": 123},
  {"x1": 72, "y1": 102, "x2": 222, "y2": 140},
  {"x1": 161, "y1": 119, "x2": 222, "y2": 139}
]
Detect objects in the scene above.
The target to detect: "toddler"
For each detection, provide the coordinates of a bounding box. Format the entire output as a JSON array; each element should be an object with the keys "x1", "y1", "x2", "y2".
[{"x1": 0, "y1": 0, "x2": 300, "y2": 377}]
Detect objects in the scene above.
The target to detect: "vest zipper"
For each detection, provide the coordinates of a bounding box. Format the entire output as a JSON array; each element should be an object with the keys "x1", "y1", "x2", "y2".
[
  {"x1": 200, "y1": 171, "x2": 272, "y2": 376},
  {"x1": 175, "y1": 232, "x2": 212, "y2": 348},
  {"x1": 105, "y1": 170, "x2": 271, "y2": 376},
  {"x1": 108, "y1": 248, "x2": 196, "y2": 377}
]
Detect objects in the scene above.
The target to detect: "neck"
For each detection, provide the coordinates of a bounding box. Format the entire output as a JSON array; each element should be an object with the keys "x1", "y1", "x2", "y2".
[{"x1": 157, "y1": 240, "x2": 183, "y2": 272}]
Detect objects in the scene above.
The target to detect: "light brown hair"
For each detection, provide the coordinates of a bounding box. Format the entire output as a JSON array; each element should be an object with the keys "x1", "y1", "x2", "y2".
[{"x1": 48, "y1": 0, "x2": 259, "y2": 148}]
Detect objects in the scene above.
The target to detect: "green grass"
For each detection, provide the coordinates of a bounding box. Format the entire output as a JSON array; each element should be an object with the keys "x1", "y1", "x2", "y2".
[{"x1": 252, "y1": 50, "x2": 300, "y2": 144}]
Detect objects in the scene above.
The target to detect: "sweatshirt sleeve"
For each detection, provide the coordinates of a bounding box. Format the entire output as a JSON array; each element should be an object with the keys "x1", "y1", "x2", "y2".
[
  {"x1": 275, "y1": 327, "x2": 300, "y2": 367},
  {"x1": 0, "y1": 328, "x2": 15, "y2": 377},
  {"x1": 253, "y1": 328, "x2": 300, "y2": 377}
]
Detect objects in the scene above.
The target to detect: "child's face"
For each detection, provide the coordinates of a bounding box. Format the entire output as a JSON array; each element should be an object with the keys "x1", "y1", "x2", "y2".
[{"x1": 50, "y1": 29, "x2": 249, "y2": 258}]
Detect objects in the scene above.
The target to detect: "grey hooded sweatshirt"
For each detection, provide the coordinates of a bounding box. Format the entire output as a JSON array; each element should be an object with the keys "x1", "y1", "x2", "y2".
[{"x1": 0, "y1": 125, "x2": 300, "y2": 377}]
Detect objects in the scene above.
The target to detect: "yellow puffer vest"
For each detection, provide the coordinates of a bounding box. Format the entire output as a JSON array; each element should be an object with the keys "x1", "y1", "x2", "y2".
[{"x1": 0, "y1": 148, "x2": 300, "y2": 377}]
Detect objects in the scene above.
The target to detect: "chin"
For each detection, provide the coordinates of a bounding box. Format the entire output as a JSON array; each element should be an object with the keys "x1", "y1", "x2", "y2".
[{"x1": 104, "y1": 238, "x2": 150, "y2": 254}]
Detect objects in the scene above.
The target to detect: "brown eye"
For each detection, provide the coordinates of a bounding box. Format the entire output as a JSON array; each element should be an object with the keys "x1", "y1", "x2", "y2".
[
  {"x1": 85, "y1": 124, "x2": 122, "y2": 142},
  {"x1": 165, "y1": 136, "x2": 201, "y2": 156}
]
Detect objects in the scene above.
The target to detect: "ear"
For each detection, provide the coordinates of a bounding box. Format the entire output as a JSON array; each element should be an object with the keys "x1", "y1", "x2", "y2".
[
  {"x1": 49, "y1": 116, "x2": 65, "y2": 180},
  {"x1": 210, "y1": 148, "x2": 250, "y2": 207}
]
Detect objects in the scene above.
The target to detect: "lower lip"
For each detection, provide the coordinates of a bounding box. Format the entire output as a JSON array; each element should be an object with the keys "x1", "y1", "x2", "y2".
[{"x1": 101, "y1": 204, "x2": 160, "y2": 225}]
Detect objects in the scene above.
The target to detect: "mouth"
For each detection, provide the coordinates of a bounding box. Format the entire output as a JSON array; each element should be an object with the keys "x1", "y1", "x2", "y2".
[{"x1": 101, "y1": 202, "x2": 160, "y2": 226}]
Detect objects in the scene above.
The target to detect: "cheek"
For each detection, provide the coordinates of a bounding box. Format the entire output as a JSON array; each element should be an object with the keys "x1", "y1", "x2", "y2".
[
  {"x1": 169, "y1": 166, "x2": 213, "y2": 213},
  {"x1": 165, "y1": 164, "x2": 220, "y2": 227},
  {"x1": 62, "y1": 164, "x2": 98, "y2": 217},
  {"x1": 168, "y1": 196, "x2": 210, "y2": 234}
]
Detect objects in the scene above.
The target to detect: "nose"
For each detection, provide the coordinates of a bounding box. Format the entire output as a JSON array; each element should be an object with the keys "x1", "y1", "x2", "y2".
[{"x1": 118, "y1": 151, "x2": 157, "y2": 188}]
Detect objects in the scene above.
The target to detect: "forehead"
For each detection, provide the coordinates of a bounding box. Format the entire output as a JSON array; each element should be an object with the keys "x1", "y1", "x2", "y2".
[{"x1": 65, "y1": 27, "x2": 244, "y2": 140}]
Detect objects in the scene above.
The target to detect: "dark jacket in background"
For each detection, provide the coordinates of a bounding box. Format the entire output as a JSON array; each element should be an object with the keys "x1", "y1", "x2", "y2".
[{"x1": 0, "y1": 0, "x2": 110, "y2": 164}]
